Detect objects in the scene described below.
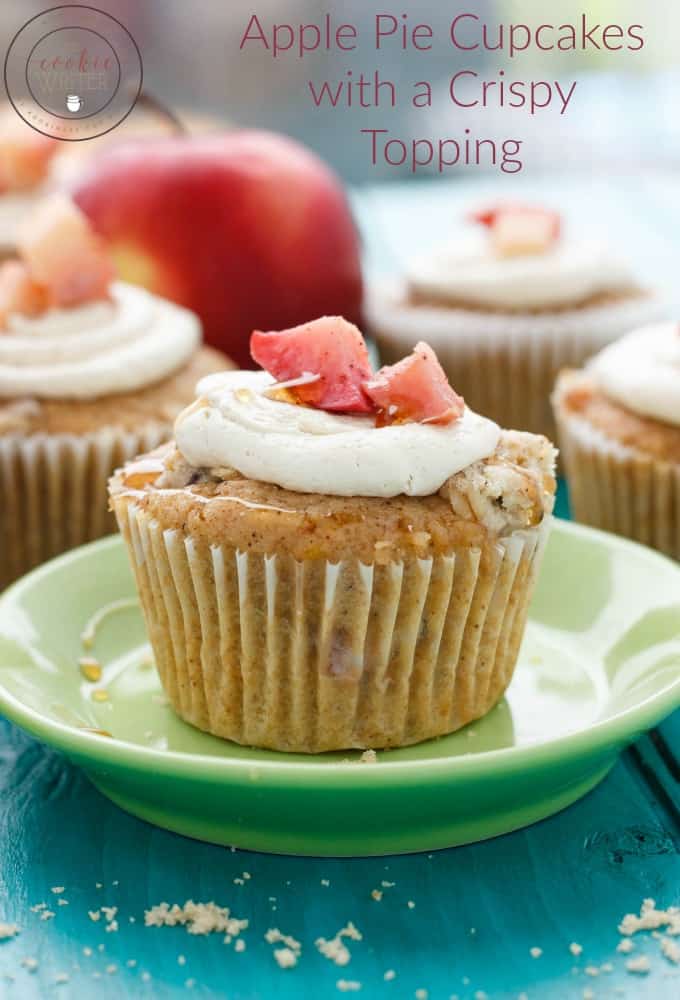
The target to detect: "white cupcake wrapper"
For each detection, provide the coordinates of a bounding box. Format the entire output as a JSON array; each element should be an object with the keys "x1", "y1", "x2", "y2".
[
  {"x1": 556, "y1": 409, "x2": 680, "y2": 559},
  {"x1": 0, "y1": 426, "x2": 166, "y2": 590},
  {"x1": 365, "y1": 283, "x2": 664, "y2": 439},
  {"x1": 116, "y1": 500, "x2": 550, "y2": 752}
]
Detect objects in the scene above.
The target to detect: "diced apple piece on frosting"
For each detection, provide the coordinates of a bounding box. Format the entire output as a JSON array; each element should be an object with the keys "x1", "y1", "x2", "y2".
[
  {"x1": 251, "y1": 316, "x2": 373, "y2": 413},
  {"x1": 17, "y1": 194, "x2": 115, "y2": 308},
  {"x1": 0, "y1": 261, "x2": 47, "y2": 328},
  {"x1": 0, "y1": 112, "x2": 57, "y2": 192},
  {"x1": 363, "y1": 342, "x2": 465, "y2": 426},
  {"x1": 470, "y1": 203, "x2": 561, "y2": 257}
]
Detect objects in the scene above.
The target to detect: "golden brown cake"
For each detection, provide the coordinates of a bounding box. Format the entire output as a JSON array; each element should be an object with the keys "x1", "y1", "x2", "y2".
[
  {"x1": 554, "y1": 322, "x2": 680, "y2": 557},
  {"x1": 110, "y1": 318, "x2": 556, "y2": 753}
]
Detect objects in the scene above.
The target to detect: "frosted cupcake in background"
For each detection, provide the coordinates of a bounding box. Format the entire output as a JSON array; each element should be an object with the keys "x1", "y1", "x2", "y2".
[
  {"x1": 364, "y1": 203, "x2": 663, "y2": 441},
  {"x1": 110, "y1": 317, "x2": 556, "y2": 753},
  {"x1": 0, "y1": 195, "x2": 228, "y2": 589},
  {"x1": 554, "y1": 322, "x2": 680, "y2": 559}
]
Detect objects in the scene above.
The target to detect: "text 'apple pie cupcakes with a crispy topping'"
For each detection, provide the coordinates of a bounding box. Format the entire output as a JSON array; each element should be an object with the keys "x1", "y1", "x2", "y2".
[
  {"x1": 0, "y1": 195, "x2": 228, "y2": 589},
  {"x1": 365, "y1": 203, "x2": 663, "y2": 441},
  {"x1": 110, "y1": 317, "x2": 556, "y2": 753}
]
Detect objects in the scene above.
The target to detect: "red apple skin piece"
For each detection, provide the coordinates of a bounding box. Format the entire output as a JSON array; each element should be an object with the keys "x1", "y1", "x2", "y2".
[
  {"x1": 251, "y1": 316, "x2": 373, "y2": 413},
  {"x1": 18, "y1": 195, "x2": 115, "y2": 308},
  {"x1": 363, "y1": 342, "x2": 465, "y2": 426},
  {"x1": 71, "y1": 131, "x2": 364, "y2": 368},
  {"x1": 469, "y1": 202, "x2": 561, "y2": 242},
  {"x1": 0, "y1": 261, "x2": 47, "y2": 327}
]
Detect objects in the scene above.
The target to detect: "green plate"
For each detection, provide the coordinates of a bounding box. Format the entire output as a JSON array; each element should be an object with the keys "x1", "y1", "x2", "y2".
[{"x1": 0, "y1": 519, "x2": 678, "y2": 857}]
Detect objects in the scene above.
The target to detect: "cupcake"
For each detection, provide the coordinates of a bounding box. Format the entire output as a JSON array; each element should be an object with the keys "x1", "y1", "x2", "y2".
[
  {"x1": 110, "y1": 317, "x2": 556, "y2": 753},
  {"x1": 365, "y1": 202, "x2": 663, "y2": 440},
  {"x1": 554, "y1": 322, "x2": 680, "y2": 559},
  {"x1": 0, "y1": 194, "x2": 228, "y2": 589}
]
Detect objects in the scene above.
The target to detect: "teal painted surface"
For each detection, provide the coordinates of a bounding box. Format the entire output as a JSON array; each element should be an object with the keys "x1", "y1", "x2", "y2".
[{"x1": 1, "y1": 176, "x2": 679, "y2": 998}]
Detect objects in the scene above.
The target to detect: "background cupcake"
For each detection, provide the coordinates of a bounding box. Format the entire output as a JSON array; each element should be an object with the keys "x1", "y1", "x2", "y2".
[
  {"x1": 110, "y1": 318, "x2": 556, "y2": 753},
  {"x1": 0, "y1": 194, "x2": 228, "y2": 589},
  {"x1": 365, "y1": 203, "x2": 663, "y2": 441},
  {"x1": 554, "y1": 322, "x2": 680, "y2": 559}
]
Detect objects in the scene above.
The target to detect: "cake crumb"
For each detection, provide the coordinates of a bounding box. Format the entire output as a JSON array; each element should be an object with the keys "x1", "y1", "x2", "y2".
[
  {"x1": 384, "y1": 969, "x2": 396, "y2": 981},
  {"x1": 54, "y1": 972, "x2": 69, "y2": 984},
  {"x1": 617, "y1": 938, "x2": 634, "y2": 954},
  {"x1": 337, "y1": 981, "x2": 361, "y2": 993},
  {"x1": 321, "y1": 879, "x2": 330, "y2": 887},
  {"x1": 584, "y1": 965, "x2": 599, "y2": 977},
  {"x1": 625, "y1": 955, "x2": 651, "y2": 974},
  {"x1": 141, "y1": 972, "x2": 151, "y2": 982},
  {"x1": 145, "y1": 900, "x2": 248, "y2": 937},
  {"x1": 185, "y1": 979, "x2": 196, "y2": 989},
  {"x1": 661, "y1": 937, "x2": 680, "y2": 964},
  {"x1": 57, "y1": 899, "x2": 69, "y2": 907},
  {"x1": 235, "y1": 938, "x2": 246, "y2": 953},
  {"x1": 105, "y1": 964, "x2": 118, "y2": 975},
  {"x1": 583, "y1": 990, "x2": 595, "y2": 1000},
  {"x1": 30, "y1": 903, "x2": 47, "y2": 913},
  {"x1": 0, "y1": 923, "x2": 19, "y2": 940},
  {"x1": 407, "y1": 901, "x2": 416, "y2": 910},
  {"x1": 126, "y1": 960, "x2": 137, "y2": 968},
  {"x1": 415, "y1": 990, "x2": 428, "y2": 999},
  {"x1": 51, "y1": 887, "x2": 65, "y2": 895},
  {"x1": 82, "y1": 947, "x2": 93, "y2": 957},
  {"x1": 88, "y1": 910, "x2": 101, "y2": 922},
  {"x1": 21, "y1": 957, "x2": 38, "y2": 972},
  {"x1": 371, "y1": 890, "x2": 383, "y2": 902},
  {"x1": 359, "y1": 750, "x2": 377, "y2": 764},
  {"x1": 178, "y1": 955, "x2": 186, "y2": 966},
  {"x1": 381, "y1": 881, "x2": 395, "y2": 889},
  {"x1": 40, "y1": 910, "x2": 55, "y2": 921},
  {"x1": 569, "y1": 942, "x2": 583, "y2": 956},
  {"x1": 529, "y1": 946, "x2": 542, "y2": 958},
  {"x1": 619, "y1": 898, "x2": 680, "y2": 936},
  {"x1": 273, "y1": 947, "x2": 298, "y2": 969},
  {"x1": 316, "y1": 922, "x2": 362, "y2": 967}
]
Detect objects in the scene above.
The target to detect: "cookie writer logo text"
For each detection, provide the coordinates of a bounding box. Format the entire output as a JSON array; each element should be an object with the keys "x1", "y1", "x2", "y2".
[{"x1": 4, "y1": 5, "x2": 142, "y2": 141}]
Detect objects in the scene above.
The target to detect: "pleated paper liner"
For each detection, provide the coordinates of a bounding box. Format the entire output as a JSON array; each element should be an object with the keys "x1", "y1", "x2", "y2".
[
  {"x1": 114, "y1": 498, "x2": 550, "y2": 753},
  {"x1": 365, "y1": 285, "x2": 663, "y2": 441},
  {"x1": 556, "y1": 410, "x2": 680, "y2": 560},
  {"x1": 0, "y1": 426, "x2": 166, "y2": 591}
]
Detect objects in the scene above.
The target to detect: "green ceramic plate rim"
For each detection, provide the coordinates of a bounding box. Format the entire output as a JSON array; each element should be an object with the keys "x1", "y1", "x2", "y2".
[{"x1": 0, "y1": 519, "x2": 679, "y2": 787}]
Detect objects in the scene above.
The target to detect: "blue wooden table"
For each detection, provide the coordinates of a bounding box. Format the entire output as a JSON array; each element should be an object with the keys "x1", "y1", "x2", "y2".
[{"x1": 1, "y1": 175, "x2": 679, "y2": 999}]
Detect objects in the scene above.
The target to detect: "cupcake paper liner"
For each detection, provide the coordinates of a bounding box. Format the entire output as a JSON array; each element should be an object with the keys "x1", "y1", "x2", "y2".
[
  {"x1": 365, "y1": 285, "x2": 664, "y2": 440},
  {"x1": 555, "y1": 409, "x2": 680, "y2": 559},
  {"x1": 114, "y1": 500, "x2": 550, "y2": 753},
  {"x1": 0, "y1": 425, "x2": 166, "y2": 591}
]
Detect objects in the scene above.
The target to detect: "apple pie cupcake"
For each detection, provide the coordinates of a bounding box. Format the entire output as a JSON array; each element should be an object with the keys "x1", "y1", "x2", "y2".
[
  {"x1": 554, "y1": 322, "x2": 680, "y2": 559},
  {"x1": 110, "y1": 318, "x2": 556, "y2": 753},
  {"x1": 0, "y1": 195, "x2": 228, "y2": 589},
  {"x1": 365, "y1": 203, "x2": 663, "y2": 440}
]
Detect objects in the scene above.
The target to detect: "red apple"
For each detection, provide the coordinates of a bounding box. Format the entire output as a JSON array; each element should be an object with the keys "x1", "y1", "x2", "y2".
[{"x1": 71, "y1": 130, "x2": 363, "y2": 367}]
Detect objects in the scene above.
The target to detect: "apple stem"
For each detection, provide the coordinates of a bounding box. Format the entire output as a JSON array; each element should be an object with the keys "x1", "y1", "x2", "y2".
[{"x1": 134, "y1": 91, "x2": 187, "y2": 135}]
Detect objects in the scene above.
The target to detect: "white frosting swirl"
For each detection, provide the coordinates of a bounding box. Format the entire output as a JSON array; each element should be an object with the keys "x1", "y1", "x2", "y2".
[
  {"x1": 175, "y1": 370, "x2": 501, "y2": 497},
  {"x1": 589, "y1": 322, "x2": 680, "y2": 427},
  {"x1": 407, "y1": 232, "x2": 634, "y2": 311},
  {"x1": 0, "y1": 281, "x2": 200, "y2": 399}
]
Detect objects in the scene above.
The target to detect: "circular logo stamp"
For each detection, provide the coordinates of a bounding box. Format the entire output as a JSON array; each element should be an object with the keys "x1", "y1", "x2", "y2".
[{"x1": 4, "y1": 5, "x2": 143, "y2": 141}]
